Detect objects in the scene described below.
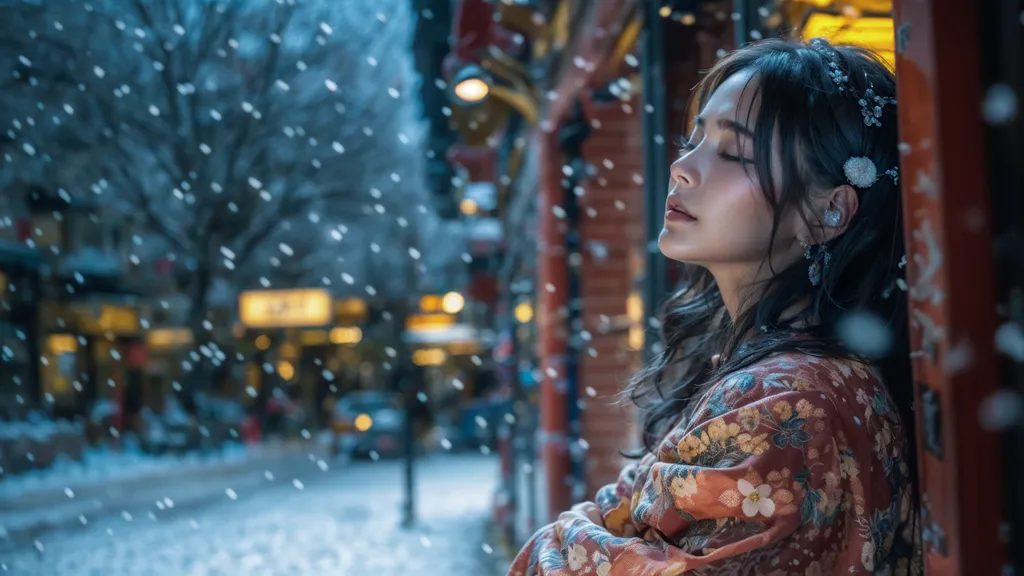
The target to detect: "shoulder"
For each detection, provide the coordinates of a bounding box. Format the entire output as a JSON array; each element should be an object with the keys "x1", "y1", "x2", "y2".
[{"x1": 686, "y1": 351, "x2": 885, "y2": 429}]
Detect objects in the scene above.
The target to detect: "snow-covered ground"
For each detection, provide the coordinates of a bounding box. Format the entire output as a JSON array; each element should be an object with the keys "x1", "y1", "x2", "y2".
[
  {"x1": 0, "y1": 419, "x2": 82, "y2": 442},
  {"x1": 2, "y1": 442, "x2": 260, "y2": 501},
  {"x1": 1, "y1": 454, "x2": 506, "y2": 576}
]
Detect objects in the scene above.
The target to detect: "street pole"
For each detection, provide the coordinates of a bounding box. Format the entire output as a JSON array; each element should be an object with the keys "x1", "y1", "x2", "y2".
[
  {"x1": 641, "y1": 0, "x2": 669, "y2": 364},
  {"x1": 400, "y1": 357, "x2": 416, "y2": 528}
]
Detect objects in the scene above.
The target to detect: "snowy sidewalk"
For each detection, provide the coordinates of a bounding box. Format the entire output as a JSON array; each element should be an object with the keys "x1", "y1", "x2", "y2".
[
  {"x1": 2, "y1": 441, "x2": 312, "y2": 505},
  {"x1": 1, "y1": 454, "x2": 508, "y2": 575},
  {"x1": 0, "y1": 441, "x2": 323, "y2": 545}
]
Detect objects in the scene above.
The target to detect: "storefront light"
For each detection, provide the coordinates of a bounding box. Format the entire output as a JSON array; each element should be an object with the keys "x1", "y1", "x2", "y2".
[
  {"x1": 442, "y1": 292, "x2": 465, "y2": 314},
  {"x1": 460, "y1": 198, "x2": 480, "y2": 216},
  {"x1": 255, "y1": 334, "x2": 271, "y2": 350},
  {"x1": 329, "y1": 326, "x2": 363, "y2": 345},
  {"x1": 514, "y1": 301, "x2": 534, "y2": 324},
  {"x1": 276, "y1": 360, "x2": 295, "y2": 381},
  {"x1": 413, "y1": 348, "x2": 447, "y2": 367}
]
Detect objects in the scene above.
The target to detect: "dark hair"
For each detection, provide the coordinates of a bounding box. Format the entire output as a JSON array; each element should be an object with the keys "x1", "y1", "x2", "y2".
[{"x1": 624, "y1": 38, "x2": 914, "y2": 470}]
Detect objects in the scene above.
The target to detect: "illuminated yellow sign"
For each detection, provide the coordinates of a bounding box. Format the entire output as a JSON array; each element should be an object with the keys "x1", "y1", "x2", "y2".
[
  {"x1": 448, "y1": 341, "x2": 479, "y2": 356},
  {"x1": 330, "y1": 326, "x2": 363, "y2": 345},
  {"x1": 239, "y1": 289, "x2": 332, "y2": 329},
  {"x1": 300, "y1": 330, "x2": 329, "y2": 346},
  {"x1": 47, "y1": 334, "x2": 79, "y2": 355},
  {"x1": 419, "y1": 295, "x2": 444, "y2": 313},
  {"x1": 76, "y1": 305, "x2": 140, "y2": 336},
  {"x1": 406, "y1": 314, "x2": 456, "y2": 332},
  {"x1": 146, "y1": 328, "x2": 194, "y2": 351},
  {"x1": 413, "y1": 348, "x2": 447, "y2": 366},
  {"x1": 334, "y1": 298, "x2": 368, "y2": 319},
  {"x1": 802, "y1": 13, "x2": 895, "y2": 69}
]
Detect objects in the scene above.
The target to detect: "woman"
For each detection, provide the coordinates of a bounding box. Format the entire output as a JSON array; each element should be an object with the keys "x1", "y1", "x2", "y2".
[{"x1": 508, "y1": 38, "x2": 920, "y2": 575}]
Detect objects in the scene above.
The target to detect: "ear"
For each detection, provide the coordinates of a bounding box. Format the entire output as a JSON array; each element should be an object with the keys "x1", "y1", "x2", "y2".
[{"x1": 803, "y1": 184, "x2": 860, "y2": 244}]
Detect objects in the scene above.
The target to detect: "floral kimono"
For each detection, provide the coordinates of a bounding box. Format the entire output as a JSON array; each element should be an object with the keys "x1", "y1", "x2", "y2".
[{"x1": 508, "y1": 353, "x2": 920, "y2": 576}]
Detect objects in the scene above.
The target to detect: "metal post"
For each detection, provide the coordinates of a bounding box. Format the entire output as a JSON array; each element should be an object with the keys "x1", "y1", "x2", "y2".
[
  {"x1": 641, "y1": 0, "x2": 669, "y2": 362},
  {"x1": 401, "y1": 367, "x2": 416, "y2": 528},
  {"x1": 558, "y1": 100, "x2": 591, "y2": 502}
]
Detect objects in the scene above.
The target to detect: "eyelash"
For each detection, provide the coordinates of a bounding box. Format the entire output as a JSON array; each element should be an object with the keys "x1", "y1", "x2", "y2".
[{"x1": 675, "y1": 135, "x2": 750, "y2": 164}]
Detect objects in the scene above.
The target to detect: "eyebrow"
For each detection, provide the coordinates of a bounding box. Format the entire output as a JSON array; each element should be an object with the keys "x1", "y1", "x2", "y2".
[{"x1": 693, "y1": 115, "x2": 755, "y2": 138}]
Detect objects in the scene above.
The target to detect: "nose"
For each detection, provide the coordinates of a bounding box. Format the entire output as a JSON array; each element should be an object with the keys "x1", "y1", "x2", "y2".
[{"x1": 670, "y1": 155, "x2": 698, "y2": 190}]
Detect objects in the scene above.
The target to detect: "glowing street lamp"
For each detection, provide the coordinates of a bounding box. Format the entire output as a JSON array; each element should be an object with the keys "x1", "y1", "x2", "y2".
[{"x1": 450, "y1": 64, "x2": 493, "y2": 105}]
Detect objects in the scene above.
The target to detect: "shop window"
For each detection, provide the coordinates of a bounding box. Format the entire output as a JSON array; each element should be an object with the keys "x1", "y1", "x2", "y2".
[{"x1": 30, "y1": 213, "x2": 64, "y2": 249}]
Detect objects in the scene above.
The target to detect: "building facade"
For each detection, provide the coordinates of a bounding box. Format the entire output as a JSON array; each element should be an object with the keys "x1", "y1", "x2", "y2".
[{"x1": 440, "y1": 0, "x2": 1019, "y2": 573}]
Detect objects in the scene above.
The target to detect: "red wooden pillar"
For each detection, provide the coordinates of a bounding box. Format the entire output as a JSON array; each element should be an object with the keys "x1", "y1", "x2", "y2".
[
  {"x1": 537, "y1": 127, "x2": 572, "y2": 518},
  {"x1": 894, "y1": 1, "x2": 1004, "y2": 574}
]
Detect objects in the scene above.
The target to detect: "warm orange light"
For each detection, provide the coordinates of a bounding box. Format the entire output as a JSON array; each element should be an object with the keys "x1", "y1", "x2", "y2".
[
  {"x1": 514, "y1": 302, "x2": 534, "y2": 324},
  {"x1": 329, "y1": 326, "x2": 363, "y2": 344},
  {"x1": 460, "y1": 198, "x2": 479, "y2": 215},
  {"x1": 406, "y1": 314, "x2": 456, "y2": 331},
  {"x1": 354, "y1": 413, "x2": 373, "y2": 432},
  {"x1": 453, "y1": 78, "x2": 490, "y2": 104},
  {"x1": 412, "y1": 348, "x2": 447, "y2": 366},
  {"x1": 255, "y1": 335, "x2": 271, "y2": 350},
  {"x1": 276, "y1": 360, "x2": 295, "y2": 381}
]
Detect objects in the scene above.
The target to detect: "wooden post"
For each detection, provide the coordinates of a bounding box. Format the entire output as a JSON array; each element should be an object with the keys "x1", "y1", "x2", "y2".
[
  {"x1": 893, "y1": 1, "x2": 1005, "y2": 573},
  {"x1": 537, "y1": 128, "x2": 572, "y2": 518}
]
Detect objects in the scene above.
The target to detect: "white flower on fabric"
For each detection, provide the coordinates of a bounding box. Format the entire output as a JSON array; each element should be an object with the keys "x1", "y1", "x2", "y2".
[
  {"x1": 567, "y1": 543, "x2": 588, "y2": 570},
  {"x1": 737, "y1": 479, "x2": 776, "y2": 518},
  {"x1": 843, "y1": 156, "x2": 879, "y2": 188}
]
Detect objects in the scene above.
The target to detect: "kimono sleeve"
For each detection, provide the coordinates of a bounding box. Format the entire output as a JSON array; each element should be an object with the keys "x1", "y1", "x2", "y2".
[{"x1": 507, "y1": 390, "x2": 846, "y2": 576}]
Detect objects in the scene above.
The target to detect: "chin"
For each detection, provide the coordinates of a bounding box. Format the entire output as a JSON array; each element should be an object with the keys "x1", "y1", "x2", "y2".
[{"x1": 658, "y1": 229, "x2": 701, "y2": 263}]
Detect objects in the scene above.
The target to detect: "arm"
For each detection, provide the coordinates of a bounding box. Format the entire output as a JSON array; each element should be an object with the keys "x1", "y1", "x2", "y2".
[{"x1": 508, "y1": 390, "x2": 848, "y2": 576}]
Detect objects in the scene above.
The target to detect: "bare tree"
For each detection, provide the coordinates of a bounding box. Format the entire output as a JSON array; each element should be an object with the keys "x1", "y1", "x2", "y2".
[
  {"x1": 1, "y1": 0, "x2": 458, "y2": 399},
  {"x1": 3, "y1": 0, "x2": 435, "y2": 313}
]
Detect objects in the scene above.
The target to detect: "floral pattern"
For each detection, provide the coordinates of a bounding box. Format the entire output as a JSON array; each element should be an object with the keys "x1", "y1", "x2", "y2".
[{"x1": 507, "y1": 353, "x2": 921, "y2": 576}]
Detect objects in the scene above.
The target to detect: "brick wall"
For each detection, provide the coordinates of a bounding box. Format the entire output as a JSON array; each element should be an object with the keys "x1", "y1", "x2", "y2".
[{"x1": 576, "y1": 94, "x2": 645, "y2": 495}]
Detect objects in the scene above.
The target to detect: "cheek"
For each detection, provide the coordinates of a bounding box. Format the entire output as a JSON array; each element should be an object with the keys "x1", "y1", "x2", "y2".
[{"x1": 708, "y1": 179, "x2": 774, "y2": 242}]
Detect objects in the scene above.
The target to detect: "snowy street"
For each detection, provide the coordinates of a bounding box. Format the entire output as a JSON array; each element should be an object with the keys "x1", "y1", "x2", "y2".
[{"x1": 0, "y1": 453, "x2": 507, "y2": 575}]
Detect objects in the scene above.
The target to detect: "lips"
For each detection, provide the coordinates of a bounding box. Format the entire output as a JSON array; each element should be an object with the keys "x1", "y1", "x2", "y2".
[{"x1": 665, "y1": 195, "x2": 696, "y2": 220}]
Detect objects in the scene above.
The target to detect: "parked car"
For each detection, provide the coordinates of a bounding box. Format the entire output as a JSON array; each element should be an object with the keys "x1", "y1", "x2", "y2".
[
  {"x1": 330, "y1": 390, "x2": 405, "y2": 458},
  {"x1": 139, "y1": 395, "x2": 199, "y2": 454}
]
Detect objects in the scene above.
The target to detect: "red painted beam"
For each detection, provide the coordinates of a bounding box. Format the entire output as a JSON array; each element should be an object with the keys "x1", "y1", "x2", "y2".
[{"x1": 894, "y1": 0, "x2": 1004, "y2": 573}]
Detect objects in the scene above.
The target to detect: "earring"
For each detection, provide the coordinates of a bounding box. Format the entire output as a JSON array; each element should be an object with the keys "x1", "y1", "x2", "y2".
[
  {"x1": 823, "y1": 208, "x2": 842, "y2": 227},
  {"x1": 801, "y1": 239, "x2": 831, "y2": 287}
]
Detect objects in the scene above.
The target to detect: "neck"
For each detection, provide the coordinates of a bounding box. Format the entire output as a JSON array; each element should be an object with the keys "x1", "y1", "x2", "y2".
[{"x1": 711, "y1": 264, "x2": 814, "y2": 332}]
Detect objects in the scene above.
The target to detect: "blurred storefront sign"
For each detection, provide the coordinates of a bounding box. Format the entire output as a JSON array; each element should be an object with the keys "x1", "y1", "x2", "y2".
[
  {"x1": 412, "y1": 347, "x2": 447, "y2": 367},
  {"x1": 238, "y1": 288, "x2": 332, "y2": 329},
  {"x1": 71, "y1": 303, "x2": 141, "y2": 336},
  {"x1": 145, "y1": 327, "x2": 194, "y2": 351},
  {"x1": 329, "y1": 326, "x2": 363, "y2": 345},
  {"x1": 801, "y1": 11, "x2": 895, "y2": 67},
  {"x1": 406, "y1": 313, "x2": 457, "y2": 332},
  {"x1": 403, "y1": 323, "x2": 480, "y2": 345},
  {"x1": 334, "y1": 297, "x2": 368, "y2": 322}
]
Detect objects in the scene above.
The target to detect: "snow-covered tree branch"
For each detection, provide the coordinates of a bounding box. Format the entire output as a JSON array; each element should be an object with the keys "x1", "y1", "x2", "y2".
[{"x1": 2, "y1": 0, "x2": 448, "y2": 320}]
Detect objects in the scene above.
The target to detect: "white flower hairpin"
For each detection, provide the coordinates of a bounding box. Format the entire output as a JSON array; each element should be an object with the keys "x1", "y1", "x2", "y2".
[{"x1": 843, "y1": 156, "x2": 899, "y2": 188}]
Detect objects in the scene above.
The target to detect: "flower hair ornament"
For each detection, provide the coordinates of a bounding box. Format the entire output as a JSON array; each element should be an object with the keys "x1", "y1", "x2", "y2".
[
  {"x1": 808, "y1": 38, "x2": 898, "y2": 127},
  {"x1": 843, "y1": 156, "x2": 900, "y2": 188}
]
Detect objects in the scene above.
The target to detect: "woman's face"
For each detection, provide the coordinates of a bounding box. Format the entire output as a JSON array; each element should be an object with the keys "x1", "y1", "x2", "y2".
[{"x1": 659, "y1": 70, "x2": 802, "y2": 283}]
